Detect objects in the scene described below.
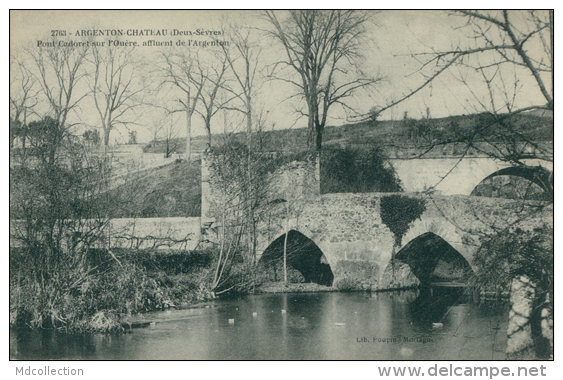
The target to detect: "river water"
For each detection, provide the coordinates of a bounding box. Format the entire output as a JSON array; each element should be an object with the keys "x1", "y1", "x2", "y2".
[{"x1": 10, "y1": 289, "x2": 508, "y2": 360}]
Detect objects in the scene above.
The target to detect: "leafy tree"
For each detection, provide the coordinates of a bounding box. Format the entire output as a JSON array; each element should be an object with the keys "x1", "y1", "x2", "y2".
[{"x1": 83, "y1": 129, "x2": 100, "y2": 146}]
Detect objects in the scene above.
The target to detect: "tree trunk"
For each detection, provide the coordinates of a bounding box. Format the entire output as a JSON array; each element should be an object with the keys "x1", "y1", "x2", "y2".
[
  {"x1": 283, "y1": 231, "x2": 288, "y2": 283},
  {"x1": 186, "y1": 101, "x2": 191, "y2": 163},
  {"x1": 246, "y1": 110, "x2": 254, "y2": 261},
  {"x1": 103, "y1": 127, "x2": 111, "y2": 147},
  {"x1": 315, "y1": 124, "x2": 323, "y2": 151}
]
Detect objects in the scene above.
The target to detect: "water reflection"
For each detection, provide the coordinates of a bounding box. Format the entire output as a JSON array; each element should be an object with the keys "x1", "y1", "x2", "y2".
[{"x1": 10, "y1": 289, "x2": 508, "y2": 360}]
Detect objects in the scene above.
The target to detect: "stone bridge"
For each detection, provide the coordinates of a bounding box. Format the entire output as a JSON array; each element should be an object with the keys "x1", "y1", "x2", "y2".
[
  {"x1": 202, "y1": 152, "x2": 552, "y2": 290},
  {"x1": 10, "y1": 143, "x2": 552, "y2": 292},
  {"x1": 252, "y1": 192, "x2": 551, "y2": 290}
]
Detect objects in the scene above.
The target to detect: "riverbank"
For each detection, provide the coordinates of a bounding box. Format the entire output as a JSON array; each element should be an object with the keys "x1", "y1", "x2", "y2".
[{"x1": 9, "y1": 248, "x2": 215, "y2": 333}]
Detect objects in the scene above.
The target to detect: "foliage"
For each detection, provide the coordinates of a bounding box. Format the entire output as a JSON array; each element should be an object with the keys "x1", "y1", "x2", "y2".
[
  {"x1": 473, "y1": 224, "x2": 553, "y2": 359},
  {"x1": 83, "y1": 130, "x2": 100, "y2": 146},
  {"x1": 9, "y1": 115, "x2": 213, "y2": 333},
  {"x1": 207, "y1": 137, "x2": 278, "y2": 294},
  {"x1": 334, "y1": 278, "x2": 363, "y2": 292},
  {"x1": 164, "y1": 270, "x2": 213, "y2": 305},
  {"x1": 472, "y1": 225, "x2": 553, "y2": 293},
  {"x1": 10, "y1": 255, "x2": 161, "y2": 332},
  {"x1": 380, "y1": 195, "x2": 426, "y2": 246},
  {"x1": 321, "y1": 146, "x2": 403, "y2": 194},
  {"x1": 10, "y1": 117, "x2": 112, "y2": 285},
  {"x1": 124, "y1": 249, "x2": 214, "y2": 275},
  {"x1": 10, "y1": 249, "x2": 215, "y2": 332}
]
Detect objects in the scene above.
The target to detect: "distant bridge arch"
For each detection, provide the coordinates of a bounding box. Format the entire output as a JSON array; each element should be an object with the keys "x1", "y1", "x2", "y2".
[
  {"x1": 470, "y1": 165, "x2": 553, "y2": 200},
  {"x1": 389, "y1": 157, "x2": 552, "y2": 196}
]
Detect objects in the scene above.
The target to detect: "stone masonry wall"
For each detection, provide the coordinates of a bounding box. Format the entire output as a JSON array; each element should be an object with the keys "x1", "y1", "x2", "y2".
[{"x1": 257, "y1": 193, "x2": 552, "y2": 290}]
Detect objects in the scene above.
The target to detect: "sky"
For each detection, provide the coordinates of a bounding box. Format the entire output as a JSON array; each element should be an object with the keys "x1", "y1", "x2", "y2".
[{"x1": 9, "y1": 10, "x2": 552, "y2": 144}]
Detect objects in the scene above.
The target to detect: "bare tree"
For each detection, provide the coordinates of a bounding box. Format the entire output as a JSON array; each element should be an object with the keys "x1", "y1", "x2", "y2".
[
  {"x1": 194, "y1": 54, "x2": 230, "y2": 145},
  {"x1": 380, "y1": 11, "x2": 553, "y2": 167},
  {"x1": 382, "y1": 11, "x2": 552, "y2": 112},
  {"x1": 385, "y1": 10, "x2": 554, "y2": 359},
  {"x1": 220, "y1": 24, "x2": 263, "y2": 142},
  {"x1": 158, "y1": 49, "x2": 206, "y2": 162},
  {"x1": 9, "y1": 54, "x2": 39, "y2": 150},
  {"x1": 89, "y1": 43, "x2": 146, "y2": 147},
  {"x1": 207, "y1": 134, "x2": 281, "y2": 295},
  {"x1": 156, "y1": 114, "x2": 181, "y2": 159},
  {"x1": 219, "y1": 25, "x2": 267, "y2": 262},
  {"x1": 27, "y1": 39, "x2": 90, "y2": 162},
  {"x1": 11, "y1": 40, "x2": 97, "y2": 281},
  {"x1": 265, "y1": 10, "x2": 381, "y2": 150}
]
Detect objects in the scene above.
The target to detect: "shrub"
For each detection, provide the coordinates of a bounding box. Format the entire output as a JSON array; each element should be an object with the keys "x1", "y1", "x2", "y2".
[
  {"x1": 380, "y1": 195, "x2": 426, "y2": 247},
  {"x1": 165, "y1": 269, "x2": 213, "y2": 304},
  {"x1": 334, "y1": 277, "x2": 362, "y2": 292},
  {"x1": 9, "y1": 248, "x2": 215, "y2": 333},
  {"x1": 320, "y1": 146, "x2": 402, "y2": 194},
  {"x1": 125, "y1": 249, "x2": 214, "y2": 274},
  {"x1": 472, "y1": 225, "x2": 553, "y2": 292},
  {"x1": 213, "y1": 261, "x2": 262, "y2": 298}
]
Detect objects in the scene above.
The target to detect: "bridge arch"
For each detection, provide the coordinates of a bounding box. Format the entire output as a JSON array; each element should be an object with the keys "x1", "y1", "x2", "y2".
[
  {"x1": 258, "y1": 230, "x2": 334, "y2": 286},
  {"x1": 383, "y1": 232, "x2": 474, "y2": 287},
  {"x1": 471, "y1": 166, "x2": 553, "y2": 201},
  {"x1": 390, "y1": 157, "x2": 552, "y2": 196}
]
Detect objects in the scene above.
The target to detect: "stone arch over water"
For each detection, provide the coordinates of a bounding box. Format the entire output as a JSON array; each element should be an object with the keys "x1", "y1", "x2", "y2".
[
  {"x1": 471, "y1": 166, "x2": 553, "y2": 201},
  {"x1": 382, "y1": 232, "x2": 474, "y2": 288},
  {"x1": 258, "y1": 230, "x2": 334, "y2": 286}
]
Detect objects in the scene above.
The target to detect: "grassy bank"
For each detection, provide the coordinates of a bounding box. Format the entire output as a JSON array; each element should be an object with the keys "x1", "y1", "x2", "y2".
[
  {"x1": 9, "y1": 245, "x2": 335, "y2": 333},
  {"x1": 9, "y1": 248, "x2": 216, "y2": 333}
]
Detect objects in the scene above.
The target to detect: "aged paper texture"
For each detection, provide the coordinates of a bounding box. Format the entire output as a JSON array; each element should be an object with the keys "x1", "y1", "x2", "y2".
[{"x1": 9, "y1": 10, "x2": 553, "y2": 363}]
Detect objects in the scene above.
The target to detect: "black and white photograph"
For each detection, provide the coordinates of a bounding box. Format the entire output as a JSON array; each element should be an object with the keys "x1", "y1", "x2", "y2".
[{"x1": 9, "y1": 9, "x2": 553, "y2": 365}]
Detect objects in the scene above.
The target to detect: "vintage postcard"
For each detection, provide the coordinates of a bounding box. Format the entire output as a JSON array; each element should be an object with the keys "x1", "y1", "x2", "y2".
[{"x1": 9, "y1": 9, "x2": 553, "y2": 365}]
